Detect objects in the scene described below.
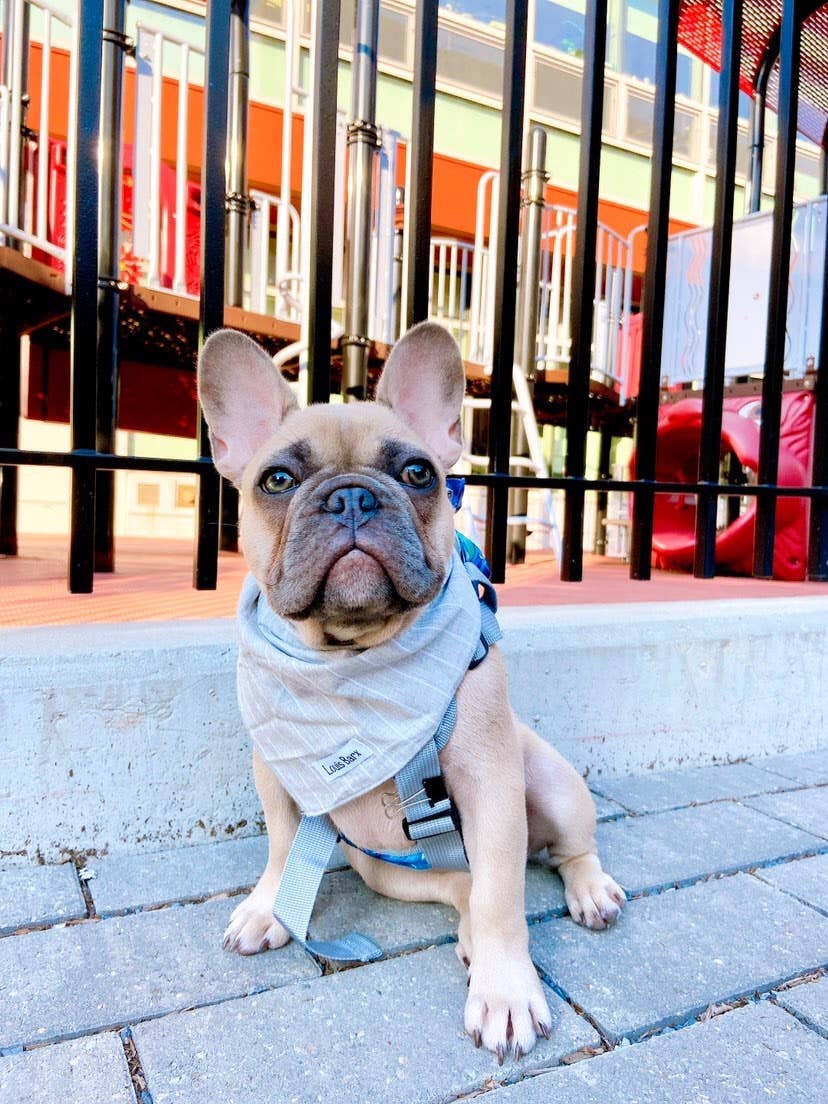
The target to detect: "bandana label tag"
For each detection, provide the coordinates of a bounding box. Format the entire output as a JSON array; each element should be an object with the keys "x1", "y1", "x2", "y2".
[{"x1": 313, "y1": 740, "x2": 374, "y2": 783}]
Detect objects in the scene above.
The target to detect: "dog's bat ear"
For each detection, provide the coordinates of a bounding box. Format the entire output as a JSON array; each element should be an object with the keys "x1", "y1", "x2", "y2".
[
  {"x1": 197, "y1": 329, "x2": 298, "y2": 486},
  {"x1": 376, "y1": 321, "x2": 466, "y2": 469}
]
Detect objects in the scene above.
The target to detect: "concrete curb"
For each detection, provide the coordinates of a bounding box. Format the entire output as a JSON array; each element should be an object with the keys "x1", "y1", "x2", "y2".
[{"x1": 2, "y1": 596, "x2": 826, "y2": 862}]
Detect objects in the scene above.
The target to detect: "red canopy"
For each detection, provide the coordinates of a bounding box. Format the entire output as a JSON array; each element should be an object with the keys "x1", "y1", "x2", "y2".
[{"x1": 678, "y1": 0, "x2": 828, "y2": 146}]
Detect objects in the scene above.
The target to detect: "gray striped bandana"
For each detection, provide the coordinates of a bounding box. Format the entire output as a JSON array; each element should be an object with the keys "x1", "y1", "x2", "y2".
[{"x1": 236, "y1": 549, "x2": 482, "y2": 816}]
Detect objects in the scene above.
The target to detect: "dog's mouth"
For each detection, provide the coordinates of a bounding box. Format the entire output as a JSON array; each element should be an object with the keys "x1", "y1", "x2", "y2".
[{"x1": 280, "y1": 545, "x2": 413, "y2": 624}]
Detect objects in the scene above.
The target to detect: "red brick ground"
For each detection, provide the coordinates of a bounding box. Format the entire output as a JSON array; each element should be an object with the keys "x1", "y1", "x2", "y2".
[{"x1": 1, "y1": 534, "x2": 823, "y2": 629}]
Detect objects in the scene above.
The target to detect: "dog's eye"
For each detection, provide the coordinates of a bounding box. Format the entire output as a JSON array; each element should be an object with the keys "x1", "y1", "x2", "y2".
[
  {"x1": 259, "y1": 468, "x2": 297, "y2": 495},
  {"x1": 400, "y1": 461, "x2": 436, "y2": 489}
]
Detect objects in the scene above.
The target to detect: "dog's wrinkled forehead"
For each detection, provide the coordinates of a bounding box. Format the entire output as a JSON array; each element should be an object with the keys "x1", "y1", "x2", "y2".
[{"x1": 247, "y1": 402, "x2": 434, "y2": 485}]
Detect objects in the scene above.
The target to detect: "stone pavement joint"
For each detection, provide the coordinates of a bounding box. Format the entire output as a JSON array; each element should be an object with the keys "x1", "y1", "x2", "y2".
[
  {"x1": 773, "y1": 974, "x2": 828, "y2": 1039},
  {"x1": 0, "y1": 862, "x2": 86, "y2": 935}
]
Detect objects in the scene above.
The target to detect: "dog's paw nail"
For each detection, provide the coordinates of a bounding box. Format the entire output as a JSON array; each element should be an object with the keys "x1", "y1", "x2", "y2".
[
  {"x1": 538, "y1": 1022, "x2": 552, "y2": 1040},
  {"x1": 462, "y1": 955, "x2": 470, "y2": 968},
  {"x1": 496, "y1": 1043, "x2": 505, "y2": 1066},
  {"x1": 514, "y1": 1044, "x2": 524, "y2": 1061},
  {"x1": 577, "y1": 911, "x2": 586, "y2": 925},
  {"x1": 471, "y1": 1029, "x2": 482, "y2": 1049}
]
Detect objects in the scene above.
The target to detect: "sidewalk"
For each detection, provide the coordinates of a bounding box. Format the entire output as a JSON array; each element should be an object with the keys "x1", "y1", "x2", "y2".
[{"x1": 1, "y1": 750, "x2": 826, "y2": 1103}]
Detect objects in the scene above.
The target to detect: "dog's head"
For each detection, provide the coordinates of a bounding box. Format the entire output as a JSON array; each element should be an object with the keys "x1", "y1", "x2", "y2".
[{"x1": 198, "y1": 322, "x2": 466, "y2": 647}]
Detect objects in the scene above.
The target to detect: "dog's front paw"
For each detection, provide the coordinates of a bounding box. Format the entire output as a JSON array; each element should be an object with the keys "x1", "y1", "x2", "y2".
[
  {"x1": 559, "y1": 855, "x2": 626, "y2": 930},
  {"x1": 464, "y1": 951, "x2": 552, "y2": 1062},
  {"x1": 223, "y1": 889, "x2": 290, "y2": 956}
]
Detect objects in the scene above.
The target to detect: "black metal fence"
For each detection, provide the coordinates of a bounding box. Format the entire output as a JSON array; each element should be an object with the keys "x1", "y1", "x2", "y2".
[{"x1": 0, "y1": 0, "x2": 826, "y2": 593}]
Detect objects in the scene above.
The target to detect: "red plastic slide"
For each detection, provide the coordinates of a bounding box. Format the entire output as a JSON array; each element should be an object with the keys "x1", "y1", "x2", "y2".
[{"x1": 635, "y1": 392, "x2": 814, "y2": 580}]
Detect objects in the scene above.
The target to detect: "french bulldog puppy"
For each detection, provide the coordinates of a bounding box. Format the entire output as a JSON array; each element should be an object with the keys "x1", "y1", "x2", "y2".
[{"x1": 198, "y1": 322, "x2": 624, "y2": 1061}]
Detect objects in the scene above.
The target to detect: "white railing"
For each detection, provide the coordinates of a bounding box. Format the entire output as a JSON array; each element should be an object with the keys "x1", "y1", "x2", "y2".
[
  {"x1": 0, "y1": 0, "x2": 76, "y2": 287},
  {"x1": 248, "y1": 189, "x2": 302, "y2": 319},
  {"x1": 132, "y1": 24, "x2": 204, "y2": 294},
  {"x1": 428, "y1": 236, "x2": 475, "y2": 354}
]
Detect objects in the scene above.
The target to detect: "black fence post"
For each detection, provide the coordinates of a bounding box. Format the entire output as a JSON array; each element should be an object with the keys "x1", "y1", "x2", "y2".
[
  {"x1": 693, "y1": 0, "x2": 743, "y2": 578},
  {"x1": 484, "y1": 0, "x2": 529, "y2": 585},
  {"x1": 806, "y1": 182, "x2": 828, "y2": 580},
  {"x1": 194, "y1": 0, "x2": 232, "y2": 590},
  {"x1": 68, "y1": 0, "x2": 104, "y2": 594},
  {"x1": 753, "y1": 0, "x2": 801, "y2": 578},
  {"x1": 306, "y1": 0, "x2": 342, "y2": 406},
  {"x1": 560, "y1": 0, "x2": 608, "y2": 582},
  {"x1": 628, "y1": 0, "x2": 680, "y2": 581},
  {"x1": 404, "y1": 0, "x2": 438, "y2": 330}
]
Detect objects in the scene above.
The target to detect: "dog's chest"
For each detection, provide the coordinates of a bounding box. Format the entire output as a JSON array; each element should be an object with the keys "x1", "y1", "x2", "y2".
[{"x1": 329, "y1": 784, "x2": 412, "y2": 853}]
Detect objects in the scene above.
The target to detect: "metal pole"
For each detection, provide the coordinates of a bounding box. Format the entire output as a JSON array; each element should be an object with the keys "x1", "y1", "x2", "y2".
[
  {"x1": 404, "y1": 0, "x2": 438, "y2": 329},
  {"x1": 484, "y1": 0, "x2": 529, "y2": 583},
  {"x1": 221, "y1": 0, "x2": 250, "y2": 554},
  {"x1": 560, "y1": 0, "x2": 608, "y2": 581},
  {"x1": 306, "y1": 0, "x2": 342, "y2": 406},
  {"x1": 753, "y1": 0, "x2": 801, "y2": 578},
  {"x1": 194, "y1": 0, "x2": 232, "y2": 590},
  {"x1": 341, "y1": 0, "x2": 379, "y2": 401},
  {"x1": 69, "y1": 0, "x2": 104, "y2": 593},
  {"x1": 806, "y1": 176, "x2": 828, "y2": 579},
  {"x1": 628, "y1": 0, "x2": 680, "y2": 581},
  {"x1": 276, "y1": 0, "x2": 298, "y2": 317},
  {"x1": 748, "y1": 86, "x2": 766, "y2": 213},
  {"x1": 95, "y1": 0, "x2": 127, "y2": 575},
  {"x1": 693, "y1": 0, "x2": 743, "y2": 577},
  {"x1": 508, "y1": 126, "x2": 547, "y2": 564}
]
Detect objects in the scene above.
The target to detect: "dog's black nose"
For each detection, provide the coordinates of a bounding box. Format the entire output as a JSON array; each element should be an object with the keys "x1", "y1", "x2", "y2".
[{"x1": 322, "y1": 486, "x2": 379, "y2": 527}]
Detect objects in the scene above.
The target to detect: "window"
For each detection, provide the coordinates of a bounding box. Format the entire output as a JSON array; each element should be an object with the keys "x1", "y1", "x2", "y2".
[
  {"x1": 437, "y1": 27, "x2": 503, "y2": 96},
  {"x1": 534, "y1": 57, "x2": 582, "y2": 123},
  {"x1": 379, "y1": 5, "x2": 410, "y2": 67},
  {"x1": 175, "y1": 482, "x2": 196, "y2": 510},
  {"x1": 249, "y1": 0, "x2": 285, "y2": 28},
  {"x1": 535, "y1": 1, "x2": 586, "y2": 58},
  {"x1": 136, "y1": 483, "x2": 161, "y2": 508},
  {"x1": 625, "y1": 89, "x2": 653, "y2": 145}
]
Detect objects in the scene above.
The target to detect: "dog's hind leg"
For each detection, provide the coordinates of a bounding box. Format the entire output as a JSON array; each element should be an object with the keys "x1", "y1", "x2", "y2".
[
  {"x1": 521, "y1": 722, "x2": 626, "y2": 930},
  {"x1": 223, "y1": 749, "x2": 299, "y2": 955}
]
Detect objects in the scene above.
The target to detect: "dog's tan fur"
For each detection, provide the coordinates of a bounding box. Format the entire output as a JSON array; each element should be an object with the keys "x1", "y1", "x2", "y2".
[{"x1": 198, "y1": 322, "x2": 624, "y2": 1060}]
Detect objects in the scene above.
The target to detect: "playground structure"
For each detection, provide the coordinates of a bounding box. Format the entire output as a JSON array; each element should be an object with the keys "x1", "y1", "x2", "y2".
[{"x1": 0, "y1": 0, "x2": 826, "y2": 588}]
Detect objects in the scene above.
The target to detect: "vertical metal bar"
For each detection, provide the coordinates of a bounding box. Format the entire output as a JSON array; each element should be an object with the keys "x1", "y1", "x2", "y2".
[
  {"x1": 173, "y1": 43, "x2": 190, "y2": 293},
  {"x1": 36, "y1": 12, "x2": 51, "y2": 242},
  {"x1": 95, "y1": 0, "x2": 126, "y2": 575},
  {"x1": 628, "y1": 0, "x2": 680, "y2": 581},
  {"x1": 753, "y1": 0, "x2": 801, "y2": 579},
  {"x1": 307, "y1": 0, "x2": 341, "y2": 405},
  {"x1": 594, "y1": 423, "x2": 613, "y2": 554},
  {"x1": 509, "y1": 125, "x2": 547, "y2": 564},
  {"x1": 69, "y1": 0, "x2": 103, "y2": 594},
  {"x1": 404, "y1": 0, "x2": 438, "y2": 329},
  {"x1": 484, "y1": 0, "x2": 529, "y2": 584},
  {"x1": 807, "y1": 189, "x2": 828, "y2": 580},
  {"x1": 0, "y1": 326, "x2": 20, "y2": 556},
  {"x1": 221, "y1": 0, "x2": 249, "y2": 555},
  {"x1": 749, "y1": 35, "x2": 780, "y2": 215},
  {"x1": 194, "y1": 0, "x2": 232, "y2": 590},
  {"x1": 341, "y1": 0, "x2": 379, "y2": 401},
  {"x1": 693, "y1": 0, "x2": 742, "y2": 578},
  {"x1": 560, "y1": 0, "x2": 608, "y2": 582}
]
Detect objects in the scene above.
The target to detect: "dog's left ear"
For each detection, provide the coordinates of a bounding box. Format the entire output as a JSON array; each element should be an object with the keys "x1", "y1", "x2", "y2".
[{"x1": 376, "y1": 321, "x2": 465, "y2": 469}]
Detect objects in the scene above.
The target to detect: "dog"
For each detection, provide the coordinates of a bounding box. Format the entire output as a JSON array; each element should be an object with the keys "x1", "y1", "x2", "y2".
[{"x1": 197, "y1": 321, "x2": 624, "y2": 1060}]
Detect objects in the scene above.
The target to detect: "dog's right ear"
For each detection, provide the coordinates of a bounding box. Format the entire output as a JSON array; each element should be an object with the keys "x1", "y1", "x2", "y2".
[{"x1": 197, "y1": 329, "x2": 298, "y2": 486}]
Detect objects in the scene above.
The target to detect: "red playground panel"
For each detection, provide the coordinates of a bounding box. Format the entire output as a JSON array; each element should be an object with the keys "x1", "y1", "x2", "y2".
[{"x1": 637, "y1": 392, "x2": 814, "y2": 581}]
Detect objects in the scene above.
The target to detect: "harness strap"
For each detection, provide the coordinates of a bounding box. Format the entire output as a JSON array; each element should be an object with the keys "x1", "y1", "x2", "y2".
[{"x1": 271, "y1": 812, "x2": 383, "y2": 963}]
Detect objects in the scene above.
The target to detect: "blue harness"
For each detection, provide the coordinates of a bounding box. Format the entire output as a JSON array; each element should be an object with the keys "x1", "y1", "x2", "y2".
[{"x1": 270, "y1": 479, "x2": 502, "y2": 964}]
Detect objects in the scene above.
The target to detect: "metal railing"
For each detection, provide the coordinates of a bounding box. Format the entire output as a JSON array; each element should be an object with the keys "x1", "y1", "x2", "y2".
[{"x1": 0, "y1": 0, "x2": 825, "y2": 592}]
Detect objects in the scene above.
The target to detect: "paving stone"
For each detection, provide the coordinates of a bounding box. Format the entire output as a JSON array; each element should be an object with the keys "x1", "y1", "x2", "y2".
[
  {"x1": 88, "y1": 835, "x2": 270, "y2": 915},
  {"x1": 310, "y1": 869, "x2": 458, "y2": 953},
  {"x1": 133, "y1": 943, "x2": 600, "y2": 1104},
  {"x1": 0, "y1": 863, "x2": 86, "y2": 934},
  {"x1": 0, "y1": 1031, "x2": 134, "y2": 1103},
  {"x1": 0, "y1": 897, "x2": 318, "y2": 1049},
  {"x1": 746, "y1": 788, "x2": 828, "y2": 840},
  {"x1": 590, "y1": 792, "x2": 627, "y2": 820},
  {"x1": 529, "y1": 873, "x2": 828, "y2": 1042},
  {"x1": 755, "y1": 855, "x2": 828, "y2": 915},
  {"x1": 591, "y1": 761, "x2": 794, "y2": 815},
  {"x1": 594, "y1": 801, "x2": 824, "y2": 895},
  {"x1": 757, "y1": 749, "x2": 828, "y2": 787},
  {"x1": 486, "y1": 1001, "x2": 827, "y2": 1103},
  {"x1": 524, "y1": 861, "x2": 568, "y2": 919},
  {"x1": 775, "y1": 975, "x2": 828, "y2": 1037}
]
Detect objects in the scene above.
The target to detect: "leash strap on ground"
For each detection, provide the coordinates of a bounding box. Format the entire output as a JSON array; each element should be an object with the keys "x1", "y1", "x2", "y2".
[{"x1": 272, "y1": 813, "x2": 383, "y2": 963}]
